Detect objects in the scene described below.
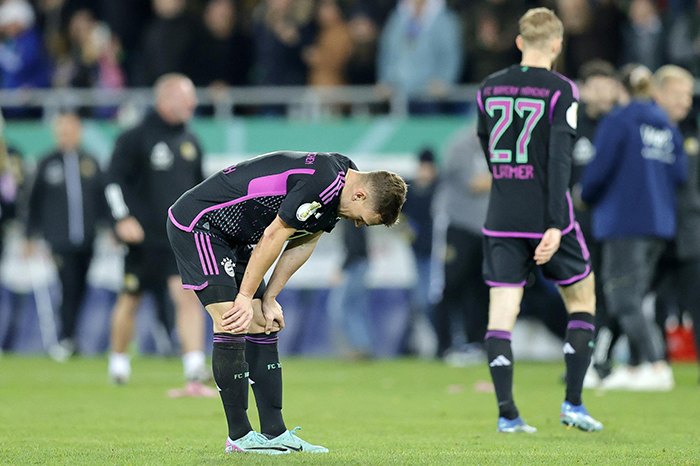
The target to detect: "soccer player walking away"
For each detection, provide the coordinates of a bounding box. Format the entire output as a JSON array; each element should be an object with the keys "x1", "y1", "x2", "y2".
[
  {"x1": 105, "y1": 74, "x2": 214, "y2": 397},
  {"x1": 476, "y1": 8, "x2": 602, "y2": 433},
  {"x1": 167, "y1": 151, "x2": 406, "y2": 454}
]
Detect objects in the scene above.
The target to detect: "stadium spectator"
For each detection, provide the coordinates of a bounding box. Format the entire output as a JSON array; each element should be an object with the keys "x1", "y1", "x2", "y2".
[
  {"x1": 377, "y1": 0, "x2": 463, "y2": 112},
  {"x1": 557, "y1": 0, "x2": 625, "y2": 78},
  {"x1": 252, "y1": 0, "x2": 315, "y2": 87},
  {"x1": 621, "y1": 0, "x2": 668, "y2": 71},
  {"x1": 668, "y1": 0, "x2": 700, "y2": 76},
  {"x1": 649, "y1": 66, "x2": 700, "y2": 382},
  {"x1": 463, "y1": 0, "x2": 524, "y2": 83},
  {"x1": 52, "y1": 9, "x2": 124, "y2": 92},
  {"x1": 0, "y1": 0, "x2": 51, "y2": 117},
  {"x1": 432, "y1": 128, "x2": 490, "y2": 361},
  {"x1": 303, "y1": 0, "x2": 352, "y2": 86},
  {"x1": 105, "y1": 74, "x2": 212, "y2": 396},
  {"x1": 188, "y1": 0, "x2": 252, "y2": 88},
  {"x1": 400, "y1": 149, "x2": 439, "y2": 356},
  {"x1": 345, "y1": 8, "x2": 378, "y2": 85},
  {"x1": 581, "y1": 65, "x2": 686, "y2": 391},
  {"x1": 133, "y1": 0, "x2": 195, "y2": 86},
  {"x1": 327, "y1": 220, "x2": 373, "y2": 360},
  {"x1": 24, "y1": 112, "x2": 109, "y2": 361}
]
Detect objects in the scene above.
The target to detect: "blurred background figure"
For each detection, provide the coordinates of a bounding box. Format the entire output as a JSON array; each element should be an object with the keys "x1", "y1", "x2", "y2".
[
  {"x1": 377, "y1": 0, "x2": 463, "y2": 114},
  {"x1": 0, "y1": 0, "x2": 51, "y2": 118},
  {"x1": 400, "y1": 148, "x2": 438, "y2": 357},
  {"x1": 0, "y1": 144, "x2": 27, "y2": 354},
  {"x1": 668, "y1": 0, "x2": 700, "y2": 76},
  {"x1": 304, "y1": 0, "x2": 352, "y2": 87},
  {"x1": 327, "y1": 220, "x2": 373, "y2": 360},
  {"x1": 649, "y1": 66, "x2": 700, "y2": 383},
  {"x1": 53, "y1": 9, "x2": 124, "y2": 117},
  {"x1": 24, "y1": 112, "x2": 108, "y2": 361},
  {"x1": 188, "y1": 0, "x2": 252, "y2": 90},
  {"x1": 105, "y1": 74, "x2": 211, "y2": 396},
  {"x1": 569, "y1": 60, "x2": 623, "y2": 384},
  {"x1": 432, "y1": 127, "x2": 490, "y2": 364},
  {"x1": 557, "y1": 0, "x2": 625, "y2": 79},
  {"x1": 253, "y1": 0, "x2": 314, "y2": 87},
  {"x1": 581, "y1": 65, "x2": 686, "y2": 391},
  {"x1": 622, "y1": 0, "x2": 667, "y2": 71},
  {"x1": 463, "y1": 0, "x2": 523, "y2": 83},
  {"x1": 134, "y1": 0, "x2": 194, "y2": 86}
]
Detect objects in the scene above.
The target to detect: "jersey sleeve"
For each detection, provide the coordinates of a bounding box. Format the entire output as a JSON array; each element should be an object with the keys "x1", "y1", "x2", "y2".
[
  {"x1": 547, "y1": 84, "x2": 579, "y2": 230},
  {"x1": 277, "y1": 176, "x2": 330, "y2": 231},
  {"x1": 105, "y1": 130, "x2": 142, "y2": 221}
]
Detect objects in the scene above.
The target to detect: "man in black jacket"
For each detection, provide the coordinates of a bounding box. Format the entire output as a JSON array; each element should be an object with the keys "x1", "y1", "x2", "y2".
[
  {"x1": 105, "y1": 73, "x2": 212, "y2": 396},
  {"x1": 25, "y1": 112, "x2": 108, "y2": 360}
]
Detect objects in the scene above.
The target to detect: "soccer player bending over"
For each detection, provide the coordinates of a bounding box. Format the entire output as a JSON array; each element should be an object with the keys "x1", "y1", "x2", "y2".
[
  {"x1": 167, "y1": 151, "x2": 407, "y2": 454},
  {"x1": 476, "y1": 8, "x2": 602, "y2": 433}
]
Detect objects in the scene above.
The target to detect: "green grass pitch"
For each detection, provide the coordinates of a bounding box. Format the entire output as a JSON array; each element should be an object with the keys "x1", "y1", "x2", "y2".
[{"x1": 1, "y1": 357, "x2": 699, "y2": 465}]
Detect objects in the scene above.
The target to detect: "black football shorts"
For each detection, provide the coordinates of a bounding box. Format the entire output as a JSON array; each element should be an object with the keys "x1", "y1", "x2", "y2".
[
  {"x1": 166, "y1": 219, "x2": 265, "y2": 306},
  {"x1": 482, "y1": 223, "x2": 591, "y2": 287}
]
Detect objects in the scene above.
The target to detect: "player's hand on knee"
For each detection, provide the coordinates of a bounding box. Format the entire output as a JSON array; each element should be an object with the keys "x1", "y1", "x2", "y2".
[
  {"x1": 221, "y1": 293, "x2": 254, "y2": 333},
  {"x1": 262, "y1": 297, "x2": 285, "y2": 335},
  {"x1": 534, "y1": 228, "x2": 562, "y2": 265}
]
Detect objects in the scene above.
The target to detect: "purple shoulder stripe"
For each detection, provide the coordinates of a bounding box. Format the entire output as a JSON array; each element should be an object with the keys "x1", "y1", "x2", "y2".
[
  {"x1": 477, "y1": 90, "x2": 485, "y2": 114},
  {"x1": 552, "y1": 71, "x2": 580, "y2": 100}
]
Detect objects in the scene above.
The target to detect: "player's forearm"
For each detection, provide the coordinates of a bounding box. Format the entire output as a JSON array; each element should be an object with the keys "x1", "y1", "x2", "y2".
[
  {"x1": 264, "y1": 234, "x2": 320, "y2": 299},
  {"x1": 238, "y1": 229, "x2": 291, "y2": 298}
]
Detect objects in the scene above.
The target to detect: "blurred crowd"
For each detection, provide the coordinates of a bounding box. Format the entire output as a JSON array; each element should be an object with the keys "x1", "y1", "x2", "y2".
[{"x1": 2, "y1": 0, "x2": 700, "y2": 102}]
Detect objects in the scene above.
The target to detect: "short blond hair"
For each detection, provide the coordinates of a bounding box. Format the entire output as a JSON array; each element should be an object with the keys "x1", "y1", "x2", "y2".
[
  {"x1": 653, "y1": 65, "x2": 694, "y2": 89},
  {"x1": 519, "y1": 8, "x2": 563, "y2": 48}
]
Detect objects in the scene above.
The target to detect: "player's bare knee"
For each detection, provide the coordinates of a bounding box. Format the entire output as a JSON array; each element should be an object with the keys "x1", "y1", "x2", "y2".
[
  {"x1": 559, "y1": 273, "x2": 595, "y2": 314},
  {"x1": 205, "y1": 301, "x2": 235, "y2": 333},
  {"x1": 488, "y1": 287, "x2": 523, "y2": 330}
]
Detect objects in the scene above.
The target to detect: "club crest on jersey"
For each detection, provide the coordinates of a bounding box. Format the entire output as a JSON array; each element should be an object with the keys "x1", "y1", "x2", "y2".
[
  {"x1": 296, "y1": 201, "x2": 322, "y2": 222},
  {"x1": 221, "y1": 257, "x2": 236, "y2": 277},
  {"x1": 151, "y1": 142, "x2": 174, "y2": 170},
  {"x1": 566, "y1": 102, "x2": 578, "y2": 130}
]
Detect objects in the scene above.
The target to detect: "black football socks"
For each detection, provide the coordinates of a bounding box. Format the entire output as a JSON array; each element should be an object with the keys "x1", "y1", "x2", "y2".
[
  {"x1": 564, "y1": 312, "x2": 595, "y2": 406},
  {"x1": 212, "y1": 333, "x2": 252, "y2": 441},
  {"x1": 246, "y1": 332, "x2": 286, "y2": 437},
  {"x1": 485, "y1": 330, "x2": 519, "y2": 420}
]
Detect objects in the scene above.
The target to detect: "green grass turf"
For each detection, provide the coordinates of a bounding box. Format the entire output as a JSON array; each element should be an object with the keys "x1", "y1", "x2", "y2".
[{"x1": 0, "y1": 357, "x2": 699, "y2": 465}]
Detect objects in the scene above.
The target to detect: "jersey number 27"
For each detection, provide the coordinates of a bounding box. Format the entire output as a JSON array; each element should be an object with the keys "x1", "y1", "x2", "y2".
[{"x1": 485, "y1": 97, "x2": 545, "y2": 164}]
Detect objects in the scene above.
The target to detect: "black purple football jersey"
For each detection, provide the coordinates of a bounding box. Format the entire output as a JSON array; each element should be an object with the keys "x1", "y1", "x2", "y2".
[
  {"x1": 477, "y1": 65, "x2": 579, "y2": 237},
  {"x1": 168, "y1": 151, "x2": 356, "y2": 244}
]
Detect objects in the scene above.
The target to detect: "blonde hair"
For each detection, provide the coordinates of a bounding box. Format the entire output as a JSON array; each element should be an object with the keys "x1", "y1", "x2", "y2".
[
  {"x1": 519, "y1": 8, "x2": 563, "y2": 48},
  {"x1": 653, "y1": 65, "x2": 694, "y2": 89}
]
